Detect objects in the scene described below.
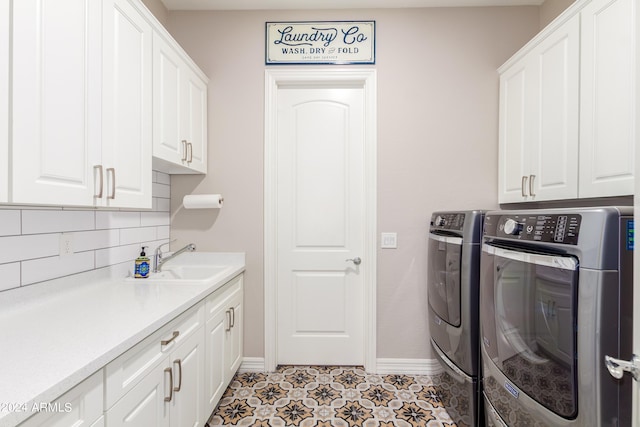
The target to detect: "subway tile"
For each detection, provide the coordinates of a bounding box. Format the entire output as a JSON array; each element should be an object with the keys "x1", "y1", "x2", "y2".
[
  {"x1": 0, "y1": 234, "x2": 60, "y2": 264},
  {"x1": 152, "y1": 182, "x2": 170, "y2": 199},
  {"x1": 22, "y1": 210, "x2": 95, "y2": 234},
  {"x1": 120, "y1": 227, "x2": 157, "y2": 246},
  {"x1": 0, "y1": 263, "x2": 21, "y2": 292},
  {"x1": 95, "y1": 243, "x2": 140, "y2": 269},
  {"x1": 154, "y1": 197, "x2": 170, "y2": 212},
  {"x1": 72, "y1": 229, "x2": 120, "y2": 252},
  {"x1": 155, "y1": 171, "x2": 170, "y2": 185},
  {"x1": 156, "y1": 226, "x2": 170, "y2": 240},
  {"x1": 141, "y1": 212, "x2": 170, "y2": 227},
  {"x1": 96, "y1": 211, "x2": 141, "y2": 230},
  {"x1": 21, "y1": 252, "x2": 95, "y2": 286},
  {"x1": 0, "y1": 210, "x2": 21, "y2": 236}
]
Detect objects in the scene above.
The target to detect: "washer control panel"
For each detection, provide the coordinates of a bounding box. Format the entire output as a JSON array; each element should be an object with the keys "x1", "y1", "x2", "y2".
[
  {"x1": 430, "y1": 212, "x2": 465, "y2": 231},
  {"x1": 485, "y1": 213, "x2": 582, "y2": 245}
]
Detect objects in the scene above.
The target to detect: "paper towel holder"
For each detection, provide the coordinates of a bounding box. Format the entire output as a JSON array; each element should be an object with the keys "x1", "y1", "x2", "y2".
[{"x1": 183, "y1": 194, "x2": 224, "y2": 209}]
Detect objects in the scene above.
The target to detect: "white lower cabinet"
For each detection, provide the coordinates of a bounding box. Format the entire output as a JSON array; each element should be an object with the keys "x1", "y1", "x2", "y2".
[
  {"x1": 105, "y1": 304, "x2": 206, "y2": 427},
  {"x1": 19, "y1": 371, "x2": 104, "y2": 427},
  {"x1": 105, "y1": 274, "x2": 243, "y2": 427},
  {"x1": 204, "y1": 275, "x2": 244, "y2": 409}
]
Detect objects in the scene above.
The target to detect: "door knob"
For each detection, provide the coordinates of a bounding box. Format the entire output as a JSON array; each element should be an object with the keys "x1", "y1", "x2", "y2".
[{"x1": 346, "y1": 257, "x2": 362, "y2": 265}]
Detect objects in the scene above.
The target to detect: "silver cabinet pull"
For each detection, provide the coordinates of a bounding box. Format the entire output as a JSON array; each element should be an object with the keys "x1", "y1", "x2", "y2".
[
  {"x1": 173, "y1": 359, "x2": 182, "y2": 392},
  {"x1": 106, "y1": 168, "x2": 116, "y2": 199},
  {"x1": 226, "y1": 310, "x2": 232, "y2": 332},
  {"x1": 187, "y1": 142, "x2": 193, "y2": 164},
  {"x1": 164, "y1": 367, "x2": 173, "y2": 402},
  {"x1": 521, "y1": 175, "x2": 528, "y2": 197},
  {"x1": 529, "y1": 174, "x2": 536, "y2": 197},
  {"x1": 181, "y1": 140, "x2": 188, "y2": 161},
  {"x1": 161, "y1": 331, "x2": 179, "y2": 346},
  {"x1": 94, "y1": 165, "x2": 104, "y2": 198},
  {"x1": 346, "y1": 257, "x2": 362, "y2": 265},
  {"x1": 230, "y1": 306, "x2": 235, "y2": 328}
]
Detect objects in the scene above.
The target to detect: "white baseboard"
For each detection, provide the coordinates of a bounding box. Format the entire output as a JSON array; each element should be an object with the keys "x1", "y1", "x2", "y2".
[
  {"x1": 375, "y1": 358, "x2": 443, "y2": 375},
  {"x1": 239, "y1": 357, "x2": 266, "y2": 372},
  {"x1": 239, "y1": 357, "x2": 443, "y2": 376}
]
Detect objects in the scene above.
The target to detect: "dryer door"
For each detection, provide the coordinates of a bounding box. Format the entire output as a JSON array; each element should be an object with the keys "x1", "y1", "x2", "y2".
[{"x1": 427, "y1": 233, "x2": 462, "y2": 326}]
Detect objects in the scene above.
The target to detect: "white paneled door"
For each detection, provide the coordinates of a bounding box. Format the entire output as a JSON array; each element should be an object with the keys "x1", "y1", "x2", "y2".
[{"x1": 272, "y1": 73, "x2": 374, "y2": 366}]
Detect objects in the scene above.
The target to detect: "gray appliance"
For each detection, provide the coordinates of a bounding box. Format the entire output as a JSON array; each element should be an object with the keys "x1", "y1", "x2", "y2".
[
  {"x1": 480, "y1": 207, "x2": 633, "y2": 427},
  {"x1": 427, "y1": 210, "x2": 485, "y2": 427}
]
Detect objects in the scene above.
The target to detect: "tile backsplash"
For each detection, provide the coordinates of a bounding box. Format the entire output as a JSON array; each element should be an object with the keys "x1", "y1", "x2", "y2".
[{"x1": 0, "y1": 171, "x2": 171, "y2": 292}]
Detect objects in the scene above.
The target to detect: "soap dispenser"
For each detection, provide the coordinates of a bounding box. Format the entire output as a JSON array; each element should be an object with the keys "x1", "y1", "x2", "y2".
[{"x1": 135, "y1": 246, "x2": 150, "y2": 278}]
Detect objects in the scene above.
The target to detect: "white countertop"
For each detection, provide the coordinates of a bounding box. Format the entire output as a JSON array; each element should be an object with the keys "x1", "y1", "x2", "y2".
[{"x1": 0, "y1": 253, "x2": 245, "y2": 427}]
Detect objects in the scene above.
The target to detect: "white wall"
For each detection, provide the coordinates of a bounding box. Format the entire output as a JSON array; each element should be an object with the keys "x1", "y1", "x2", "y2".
[
  {"x1": 165, "y1": 6, "x2": 540, "y2": 361},
  {"x1": 0, "y1": 172, "x2": 171, "y2": 292}
]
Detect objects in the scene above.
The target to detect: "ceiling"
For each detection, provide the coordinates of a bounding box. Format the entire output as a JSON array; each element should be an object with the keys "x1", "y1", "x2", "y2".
[{"x1": 160, "y1": 0, "x2": 545, "y2": 11}]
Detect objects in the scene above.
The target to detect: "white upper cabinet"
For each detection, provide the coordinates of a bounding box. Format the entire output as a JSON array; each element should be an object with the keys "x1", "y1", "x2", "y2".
[
  {"x1": 0, "y1": 0, "x2": 8, "y2": 203},
  {"x1": 153, "y1": 31, "x2": 208, "y2": 174},
  {"x1": 498, "y1": 0, "x2": 635, "y2": 203},
  {"x1": 499, "y1": 13, "x2": 580, "y2": 203},
  {"x1": 102, "y1": 0, "x2": 153, "y2": 208},
  {"x1": 12, "y1": 0, "x2": 102, "y2": 206},
  {"x1": 579, "y1": 0, "x2": 635, "y2": 198}
]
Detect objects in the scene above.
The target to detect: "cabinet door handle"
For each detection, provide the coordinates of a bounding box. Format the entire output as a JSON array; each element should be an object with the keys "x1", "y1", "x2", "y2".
[
  {"x1": 164, "y1": 367, "x2": 173, "y2": 402},
  {"x1": 230, "y1": 306, "x2": 235, "y2": 328},
  {"x1": 161, "y1": 331, "x2": 179, "y2": 346},
  {"x1": 106, "y1": 168, "x2": 116, "y2": 199},
  {"x1": 181, "y1": 140, "x2": 188, "y2": 161},
  {"x1": 521, "y1": 175, "x2": 529, "y2": 197},
  {"x1": 94, "y1": 165, "x2": 104, "y2": 199},
  {"x1": 529, "y1": 174, "x2": 536, "y2": 197},
  {"x1": 173, "y1": 359, "x2": 182, "y2": 392},
  {"x1": 187, "y1": 142, "x2": 193, "y2": 164},
  {"x1": 225, "y1": 310, "x2": 232, "y2": 332}
]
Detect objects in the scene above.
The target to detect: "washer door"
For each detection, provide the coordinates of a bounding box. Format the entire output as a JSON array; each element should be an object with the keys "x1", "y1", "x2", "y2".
[
  {"x1": 427, "y1": 233, "x2": 462, "y2": 326},
  {"x1": 480, "y1": 242, "x2": 579, "y2": 420}
]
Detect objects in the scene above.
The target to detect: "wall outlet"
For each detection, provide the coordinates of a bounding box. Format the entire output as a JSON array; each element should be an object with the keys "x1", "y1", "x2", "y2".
[
  {"x1": 59, "y1": 233, "x2": 74, "y2": 257},
  {"x1": 381, "y1": 232, "x2": 397, "y2": 249}
]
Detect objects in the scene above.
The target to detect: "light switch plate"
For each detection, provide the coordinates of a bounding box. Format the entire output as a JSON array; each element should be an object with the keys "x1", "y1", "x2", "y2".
[{"x1": 381, "y1": 232, "x2": 397, "y2": 249}]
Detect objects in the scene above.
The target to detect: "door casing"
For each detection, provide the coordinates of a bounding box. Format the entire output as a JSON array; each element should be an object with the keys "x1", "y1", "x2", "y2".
[{"x1": 264, "y1": 68, "x2": 377, "y2": 372}]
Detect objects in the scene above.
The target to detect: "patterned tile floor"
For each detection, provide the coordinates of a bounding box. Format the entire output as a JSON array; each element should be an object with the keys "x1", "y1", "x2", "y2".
[{"x1": 208, "y1": 366, "x2": 458, "y2": 427}]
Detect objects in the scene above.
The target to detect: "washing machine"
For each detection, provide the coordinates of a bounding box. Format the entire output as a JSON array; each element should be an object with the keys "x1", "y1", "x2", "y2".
[
  {"x1": 480, "y1": 207, "x2": 633, "y2": 427},
  {"x1": 427, "y1": 210, "x2": 486, "y2": 427}
]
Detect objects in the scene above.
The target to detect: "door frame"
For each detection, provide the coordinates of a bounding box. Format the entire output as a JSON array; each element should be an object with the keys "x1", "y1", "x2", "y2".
[{"x1": 264, "y1": 68, "x2": 377, "y2": 372}]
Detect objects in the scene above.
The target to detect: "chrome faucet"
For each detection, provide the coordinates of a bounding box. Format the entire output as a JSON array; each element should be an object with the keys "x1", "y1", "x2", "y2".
[{"x1": 153, "y1": 241, "x2": 196, "y2": 272}]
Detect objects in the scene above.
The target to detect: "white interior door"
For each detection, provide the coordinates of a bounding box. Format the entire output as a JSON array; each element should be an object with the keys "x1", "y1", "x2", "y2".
[{"x1": 274, "y1": 79, "x2": 368, "y2": 366}]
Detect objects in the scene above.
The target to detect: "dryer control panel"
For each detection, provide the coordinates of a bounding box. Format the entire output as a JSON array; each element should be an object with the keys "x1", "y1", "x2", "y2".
[
  {"x1": 430, "y1": 212, "x2": 465, "y2": 231},
  {"x1": 485, "y1": 213, "x2": 582, "y2": 245}
]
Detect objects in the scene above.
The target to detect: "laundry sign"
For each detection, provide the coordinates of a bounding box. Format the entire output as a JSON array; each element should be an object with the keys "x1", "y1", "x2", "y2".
[{"x1": 265, "y1": 21, "x2": 375, "y2": 65}]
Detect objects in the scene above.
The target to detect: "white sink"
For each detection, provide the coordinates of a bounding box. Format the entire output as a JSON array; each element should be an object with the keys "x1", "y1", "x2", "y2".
[{"x1": 126, "y1": 252, "x2": 244, "y2": 285}]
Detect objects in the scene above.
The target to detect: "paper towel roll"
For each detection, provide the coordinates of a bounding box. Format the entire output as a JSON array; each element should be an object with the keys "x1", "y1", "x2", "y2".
[{"x1": 183, "y1": 194, "x2": 224, "y2": 209}]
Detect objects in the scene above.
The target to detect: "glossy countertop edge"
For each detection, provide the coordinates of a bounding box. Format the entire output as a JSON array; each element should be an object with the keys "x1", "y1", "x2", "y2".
[{"x1": 0, "y1": 254, "x2": 245, "y2": 427}]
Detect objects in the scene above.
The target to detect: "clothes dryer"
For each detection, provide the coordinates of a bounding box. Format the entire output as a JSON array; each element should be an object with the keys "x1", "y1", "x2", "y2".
[{"x1": 427, "y1": 210, "x2": 485, "y2": 427}]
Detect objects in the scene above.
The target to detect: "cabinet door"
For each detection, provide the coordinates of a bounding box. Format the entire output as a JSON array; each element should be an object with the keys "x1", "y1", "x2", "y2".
[
  {"x1": 498, "y1": 59, "x2": 531, "y2": 203},
  {"x1": 19, "y1": 371, "x2": 103, "y2": 427},
  {"x1": 225, "y1": 285, "x2": 244, "y2": 382},
  {"x1": 181, "y1": 68, "x2": 208, "y2": 174},
  {"x1": 106, "y1": 359, "x2": 170, "y2": 427},
  {"x1": 170, "y1": 327, "x2": 206, "y2": 427},
  {"x1": 0, "y1": 0, "x2": 8, "y2": 203},
  {"x1": 529, "y1": 13, "x2": 579, "y2": 201},
  {"x1": 12, "y1": 0, "x2": 101, "y2": 206},
  {"x1": 579, "y1": 0, "x2": 635, "y2": 197},
  {"x1": 102, "y1": 0, "x2": 152, "y2": 209},
  {"x1": 205, "y1": 305, "x2": 227, "y2": 412},
  {"x1": 153, "y1": 32, "x2": 187, "y2": 169}
]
